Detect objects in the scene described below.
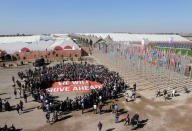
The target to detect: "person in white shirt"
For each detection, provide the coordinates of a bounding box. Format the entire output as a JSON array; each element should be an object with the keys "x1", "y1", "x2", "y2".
[
  {"x1": 125, "y1": 93, "x2": 129, "y2": 102},
  {"x1": 114, "y1": 104, "x2": 118, "y2": 113},
  {"x1": 172, "y1": 89, "x2": 176, "y2": 97},
  {"x1": 99, "y1": 96, "x2": 102, "y2": 103},
  {"x1": 156, "y1": 89, "x2": 161, "y2": 97},
  {"x1": 93, "y1": 103, "x2": 97, "y2": 114}
]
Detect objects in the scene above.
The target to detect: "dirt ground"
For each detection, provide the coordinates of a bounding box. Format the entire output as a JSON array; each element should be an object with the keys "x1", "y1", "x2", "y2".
[{"x1": 0, "y1": 57, "x2": 192, "y2": 131}]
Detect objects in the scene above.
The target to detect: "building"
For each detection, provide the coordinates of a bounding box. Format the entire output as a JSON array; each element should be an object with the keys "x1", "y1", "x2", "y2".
[
  {"x1": 0, "y1": 34, "x2": 80, "y2": 54},
  {"x1": 76, "y1": 33, "x2": 192, "y2": 49}
]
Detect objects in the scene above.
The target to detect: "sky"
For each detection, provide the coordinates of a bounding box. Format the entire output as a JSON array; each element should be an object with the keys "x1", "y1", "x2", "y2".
[{"x1": 0, "y1": 0, "x2": 192, "y2": 34}]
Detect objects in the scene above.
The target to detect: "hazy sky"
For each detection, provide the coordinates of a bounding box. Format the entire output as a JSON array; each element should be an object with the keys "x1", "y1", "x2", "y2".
[{"x1": 0, "y1": 0, "x2": 191, "y2": 34}]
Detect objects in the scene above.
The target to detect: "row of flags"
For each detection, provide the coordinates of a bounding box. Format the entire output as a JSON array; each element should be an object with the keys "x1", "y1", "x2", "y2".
[
  {"x1": 103, "y1": 43, "x2": 187, "y2": 73},
  {"x1": 96, "y1": 42, "x2": 191, "y2": 88}
]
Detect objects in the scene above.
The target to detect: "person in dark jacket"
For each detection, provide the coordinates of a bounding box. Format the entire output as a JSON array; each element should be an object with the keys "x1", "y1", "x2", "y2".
[
  {"x1": 0, "y1": 98, "x2": 2, "y2": 112},
  {"x1": 24, "y1": 93, "x2": 27, "y2": 103},
  {"x1": 97, "y1": 121, "x2": 102, "y2": 131},
  {"x1": 16, "y1": 104, "x2": 20, "y2": 115}
]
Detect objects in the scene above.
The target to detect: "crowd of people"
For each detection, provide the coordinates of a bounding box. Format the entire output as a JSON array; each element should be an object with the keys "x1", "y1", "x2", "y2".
[
  {"x1": 156, "y1": 85, "x2": 190, "y2": 101},
  {"x1": 13, "y1": 62, "x2": 130, "y2": 122},
  {"x1": 0, "y1": 60, "x2": 143, "y2": 130}
]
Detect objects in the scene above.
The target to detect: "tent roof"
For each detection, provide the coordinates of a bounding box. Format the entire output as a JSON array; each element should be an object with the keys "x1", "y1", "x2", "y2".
[
  {"x1": 64, "y1": 46, "x2": 72, "y2": 49},
  {"x1": 0, "y1": 35, "x2": 40, "y2": 43},
  {"x1": 78, "y1": 33, "x2": 190, "y2": 42},
  {"x1": 0, "y1": 35, "x2": 80, "y2": 54},
  {"x1": 54, "y1": 46, "x2": 63, "y2": 51},
  {"x1": 21, "y1": 47, "x2": 30, "y2": 52}
]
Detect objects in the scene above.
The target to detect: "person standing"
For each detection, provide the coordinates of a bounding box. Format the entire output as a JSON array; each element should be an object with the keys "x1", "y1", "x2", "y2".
[
  {"x1": 14, "y1": 88, "x2": 17, "y2": 99},
  {"x1": 97, "y1": 121, "x2": 102, "y2": 131},
  {"x1": 93, "y1": 103, "x2": 97, "y2": 114},
  {"x1": 156, "y1": 89, "x2": 161, "y2": 97},
  {"x1": 111, "y1": 102, "x2": 115, "y2": 113},
  {"x1": 10, "y1": 124, "x2": 16, "y2": 130},
  {"x1": 99, "y1": 95, "x2": 102, "y2": 103},
  {"x1": 16, "y1": 104, "x2": 20, "y2": 115},
  {"x1": 81, "y1": 102, "x2": 84, "y2": 114},
  {"x1": 98, "y1": 103, "x2": 102, "y2": 115},
  {"x1": 19, "y1": 100, "x2": 23, "y2": 112},
  {"x1": 18, "y1": 88, "x2": 22, "y2": 98},
  {"x1": 114, "y1": 104, "x2": 118, "y2": 113},
  {"x1": 46, "y1": 112, "x2": 50, "y2": 123},
  {"x1": 172, "y1": 89, "x2": 176, "y2": 97},
  {"x1": 0, "y1": 98, "x2": 2, "y2": 112},
  {"x1": 24, "y1": 92, "x2": 27, "y2": 103},
  {"x1": 163, "y1": 88, "x2": 167, "y2": 96},
  {"x1": 12, "y1": 76, "x2": 15, "y2": 84},
  {"x1": 165, "y1": 93, "x2": 169, "y2": 101},
  {"x1": 124, "y1": 114, "x2": 130, "y2": 126},
  {"x1": 133, "y1": 83, "x2": 136, "y2": 91},
  {"x1": 131, "y1": 89, "x2": 136, "y2": 100},
  {"x1": 125, "y1": 93, "x2": 129, "y2": 102},
  {"x1": 115, "y1": 112, "x2": 119, "y2": 123}
]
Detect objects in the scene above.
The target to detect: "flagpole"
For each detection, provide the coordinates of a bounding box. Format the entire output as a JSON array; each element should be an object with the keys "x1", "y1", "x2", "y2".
[{"x1": 188, "y1": 67, "x2": 192, "y2": 89}]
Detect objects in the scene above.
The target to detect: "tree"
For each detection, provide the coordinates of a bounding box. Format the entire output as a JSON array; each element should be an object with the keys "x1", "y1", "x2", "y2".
[
  {"x1": 52, "y1": 51, "x2": 56, "y2": 55},
  {"x1": 16, "y1": 54, "x2": 20, "y2": 60},
  {"x1": 11, "y1": 56, "x2": 17, "y2": 61}
]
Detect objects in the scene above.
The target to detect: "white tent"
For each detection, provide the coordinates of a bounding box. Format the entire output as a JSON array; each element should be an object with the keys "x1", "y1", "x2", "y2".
[
  {"x1": 0, "y1": 35, "x2": 40, "y2": 43},
  {"x1": 0, "y1": 35, "x2": 80, "y2": 54},
  {"x1": 78, "y1": 33, "x2": 189, "y2": 43},
  {"x1": 47, "y1": 39, "x2": 79, "y2": 50}
]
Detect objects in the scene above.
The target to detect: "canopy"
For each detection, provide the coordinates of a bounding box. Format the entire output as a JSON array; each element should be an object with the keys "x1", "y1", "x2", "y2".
[
  {"x1": 21, "y1": 47, "x2": 30, "y2": 52},
  {"x1": 64, "y1": 46, "x2": 72, "y2": 49},
  {"x1": 54, "y1": 46, "x2": 63, "y2": 51}
]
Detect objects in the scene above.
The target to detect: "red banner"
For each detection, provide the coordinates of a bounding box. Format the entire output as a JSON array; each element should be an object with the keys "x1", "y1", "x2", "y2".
[
  {"x1": 46, "y1": 80, "x2": 102, "y2": 93},
  {"x1": 52, "y1": 80, "x2": 100, "y2": 87}
]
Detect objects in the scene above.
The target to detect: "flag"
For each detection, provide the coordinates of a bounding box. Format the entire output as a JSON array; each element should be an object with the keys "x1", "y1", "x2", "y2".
[
  {"x1": 89, "y1": 82, "x2": 91, "y2": 89},
  {"x1": 168, "y1": 59, "x2": 171, "y2": 70},
  {"x1": 144, "y1": 55, "x2": 145, "y2": 64}
]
